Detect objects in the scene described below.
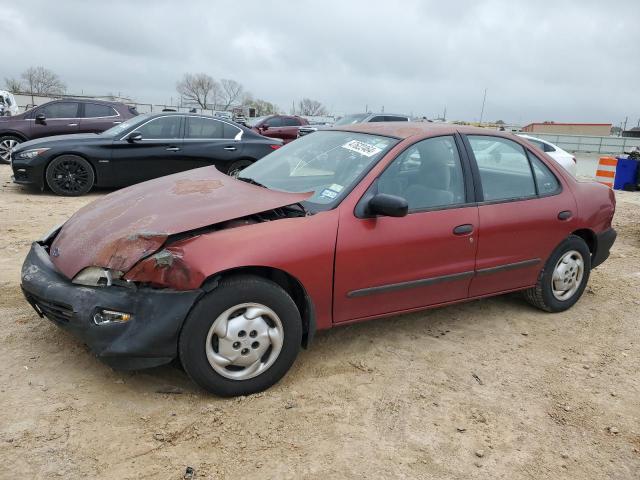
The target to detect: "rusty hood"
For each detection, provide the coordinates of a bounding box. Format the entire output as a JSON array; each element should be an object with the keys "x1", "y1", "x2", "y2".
[{"x1": 49, "y1": 166, "x2": 311, "y2": 280}]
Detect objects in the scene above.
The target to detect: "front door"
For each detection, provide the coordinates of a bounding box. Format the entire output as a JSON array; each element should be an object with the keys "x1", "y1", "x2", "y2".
[
  {"x1": 463, "y1": 135, "x2": 578, "y2": 297},
  {"x1": 109, "y1": 115, "x2": 184, "y2": 186},
  {"x1": 30, "y1": 101, "x2": 81, "y2": 139},
  {"x1": 333, "y1": 135, "x2": 478, "y2": 323}
]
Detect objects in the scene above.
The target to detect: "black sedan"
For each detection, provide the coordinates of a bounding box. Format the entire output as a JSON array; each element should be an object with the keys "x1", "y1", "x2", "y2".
[{"x1": 10, "y1": 113, "x2": 283, "y2": 196}]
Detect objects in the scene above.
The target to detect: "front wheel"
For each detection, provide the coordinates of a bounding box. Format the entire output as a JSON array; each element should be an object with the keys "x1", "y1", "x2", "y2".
[
  {"x1": 45, "y1": 155, "x2": 95, "y2": 196},
  {"x1": 179, "y1": 275, "x2": 302, "y2": 396},
  {"x1": 0, "y1": 135, "x2": 22, "y2": 163},
  {"x1": 524, "y1": 235, "x2": 591, "y2": 312},
  {"x1": 227, "y1": 159, "x2": 253, "y2": 177}
]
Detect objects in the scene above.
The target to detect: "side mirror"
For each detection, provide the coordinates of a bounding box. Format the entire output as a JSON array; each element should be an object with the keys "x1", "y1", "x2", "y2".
[
  {"x1": 126, "y1": 132, "x2": 143, "y2": 143},
  {"x1": 35, "y1": 113, "x2": 46, "y2": 124},
  {"x1": 261, "y1": 124, "x2": 269, "y2": 131},
  {"x1": 368, "y1": 193, "x2": 408, "y2": 218}
]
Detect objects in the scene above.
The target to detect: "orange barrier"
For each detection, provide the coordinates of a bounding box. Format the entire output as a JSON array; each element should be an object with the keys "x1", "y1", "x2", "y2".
[{"x1": 595, "y1": 156, "x2": 618, "y2": 188}]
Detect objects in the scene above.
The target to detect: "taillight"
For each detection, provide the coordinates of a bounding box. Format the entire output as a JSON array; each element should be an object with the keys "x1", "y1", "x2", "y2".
[{"x1": 270, "y1": 145, "x2": 281, "y2": 150}]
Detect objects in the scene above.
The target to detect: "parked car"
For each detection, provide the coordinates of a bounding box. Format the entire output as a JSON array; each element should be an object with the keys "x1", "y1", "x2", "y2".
[
  {"x1": 0, "y1": 90, "x2": 19, "y2": 117},
  {"x1": 246, "y1": 115, "x2": 309, "y2": 143},
  {"x1": 518, "y1": 134, "x2": 577, "y2": 175},
  {"x1": 20, "y1": 123, "x2": 616, "y2": 396},
  {"x1": 298, "y1": 112, "x2": 410, "y2": 137},
  {"x1": 11, "y1": 112, "x2": 282, "y2": 196},
  {"x1": 0, "y1": 98, "x2": 138, "y2": 163}
]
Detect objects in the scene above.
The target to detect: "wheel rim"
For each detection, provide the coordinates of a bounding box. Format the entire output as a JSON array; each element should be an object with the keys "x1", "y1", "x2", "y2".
[
  {"x1": 51, "y1": 159, "x2": 90, "y2": 194},
  {"x1": 551, "y1": 250, "x2": 584, "y2": 301},
  {"x1": 0, "y1": 139, "x2": 18, "y2": 162},
  {"x1": 205, "y1": 303, "x2": 284, "y2": 380}
]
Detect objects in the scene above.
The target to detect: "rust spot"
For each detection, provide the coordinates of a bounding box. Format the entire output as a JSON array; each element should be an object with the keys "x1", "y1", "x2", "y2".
[{"x1": 172, "y1": 179, "x2": 224, "y2": 195}]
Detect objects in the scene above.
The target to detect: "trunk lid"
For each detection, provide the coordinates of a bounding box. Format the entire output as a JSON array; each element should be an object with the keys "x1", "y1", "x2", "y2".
[{"x1": 50, "y1": 166, "x2": 310, "y2": 279}]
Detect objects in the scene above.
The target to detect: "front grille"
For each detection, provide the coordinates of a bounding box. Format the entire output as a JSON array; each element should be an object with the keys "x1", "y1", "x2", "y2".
[{"x1": 22, "y1": 289, "x2": 76, "y2": 324}]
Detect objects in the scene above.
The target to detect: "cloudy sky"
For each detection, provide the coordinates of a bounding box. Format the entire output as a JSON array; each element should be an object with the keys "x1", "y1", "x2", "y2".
[{"x1": 1, "y1": 0, "x2": 638, "y2": 125}]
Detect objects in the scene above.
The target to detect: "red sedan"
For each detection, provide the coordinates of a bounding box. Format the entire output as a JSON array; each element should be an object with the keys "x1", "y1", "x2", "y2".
[{"x1": 21, "y1": 123, "x2": 616, "y2": 396}]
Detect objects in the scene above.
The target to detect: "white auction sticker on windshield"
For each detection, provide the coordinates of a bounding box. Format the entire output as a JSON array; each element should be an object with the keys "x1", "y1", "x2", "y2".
[{"x1": 341, "y1": 140, "x2": 382, "y2": 157}]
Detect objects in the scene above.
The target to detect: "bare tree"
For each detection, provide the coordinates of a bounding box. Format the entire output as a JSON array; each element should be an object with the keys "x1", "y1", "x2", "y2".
[
  {"x1": 297, "y1": 98, "x2": 327, "y2": 116},
  {"x1": 220, "y1": 79, "x2": 244, "y2": 110},
  {"x1": 176, "y1": 73, "x2": 220, "y2": 109},
  {"x1": 21, "y1": 67, "x2": 66, "y2": 97},
  {"x1": 4, "y1": 77, "x2": 23, "y2": 93}
]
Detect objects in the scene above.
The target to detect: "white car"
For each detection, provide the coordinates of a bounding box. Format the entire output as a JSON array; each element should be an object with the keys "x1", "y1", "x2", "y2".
[
  {"x1": 518, "y1": 134, "x2": 577, "y2": 176},
  {"x1": 0, "y1": 90, "x2": 19, "y2": 116}
]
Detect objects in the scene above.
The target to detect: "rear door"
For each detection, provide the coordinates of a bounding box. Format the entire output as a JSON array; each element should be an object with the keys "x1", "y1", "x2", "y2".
[
  {"x1": 181, "y1": 116, "x2": 245, "y2": 173},
  {"x1": 333, "y1": 135, "x2": 478, "y2": 322},
  {"x1": 260, "y1": 116, "x2": 285, "y2": 140},
  {"x1": 30, "y1": 101, "x2": 81, "y2": 139},
  {"x1": 79, "y1": 103, "x2": 122, "y2": 134},
  {"x1": 463, "y1": 135, "x2": 577, "y2": 297},
  {"x1": 279, "y1": 116, "x2": 303, "y2": 143},
  {"x1": 109, "y1": 115, "x2": 184, "y2": 186}
]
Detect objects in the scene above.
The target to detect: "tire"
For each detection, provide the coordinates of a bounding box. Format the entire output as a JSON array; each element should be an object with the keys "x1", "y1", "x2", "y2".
[
  {"x1": 227, "y1": 159, "x2": 253, "y2": 177},
  {"x1": 524, "y1": 235, "x2": 591, "y2": 312},
  {"x1": 0, "y1": 135, "x2": 22, "y2": 163},
  {"x1": 45, "y1": 155, "x2": 95, "y2": 196},
  {"x1": 179, "y1": 275, "x2": 302, "y2": 396}
]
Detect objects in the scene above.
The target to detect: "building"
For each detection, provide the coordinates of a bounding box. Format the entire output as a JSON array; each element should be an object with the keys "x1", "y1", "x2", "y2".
[
  {"x1": 521, "y1": 122, "x2": 612, "y2": 136},
  {"x1": 622, "y1": 127, "x2": 640, "y2": 138}
]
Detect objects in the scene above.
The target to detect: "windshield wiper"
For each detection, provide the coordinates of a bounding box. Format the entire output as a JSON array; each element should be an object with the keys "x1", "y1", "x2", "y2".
[{"x1": 237, "y1": 176, "x2": 268, "y2": 189}]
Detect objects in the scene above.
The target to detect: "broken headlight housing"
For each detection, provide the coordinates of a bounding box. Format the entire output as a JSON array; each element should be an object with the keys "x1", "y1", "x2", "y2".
[{"x1": 72, "y1": 267, "x2": 124, "y2": 287}]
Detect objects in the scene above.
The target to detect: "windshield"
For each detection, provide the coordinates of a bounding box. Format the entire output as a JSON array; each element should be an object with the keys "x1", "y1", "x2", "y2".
[
  {"x1": 334, "y1": 114, "x2": 369, "y2": 126},
  {"x1": 238, "y1": 131, "x2": 398, "y2": 210},
  {"x1": 100, "y1": 114, "x2": 150, "y2": 137},
  {"x1": 245, "y1": 116, "x2": 269, "y2": 127}
]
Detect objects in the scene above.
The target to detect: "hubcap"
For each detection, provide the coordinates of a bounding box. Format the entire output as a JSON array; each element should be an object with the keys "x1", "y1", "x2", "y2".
[
  {"x1": 51, "y1": 160, "x2": 90, "y2": 194},
  {"x1": 0, "y1": 139, "x2": 18, "y2": 162},
  {"x1": 551, "y1": 250, "x2": 584, "y2": 301},
  {"x1": 205, "y1": 303, "x2": 284, "y2": 380}
]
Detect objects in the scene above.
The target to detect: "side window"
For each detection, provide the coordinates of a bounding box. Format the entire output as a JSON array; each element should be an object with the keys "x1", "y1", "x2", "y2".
[
  {"x1": 385, "y1": 116, "x2": 409, "y2": 122},
  {"x1": 135, "y1": 116, "x2": 182, "y2": 139},
  {"x1": 378, "y1": 136, "x2": 465, "y2": 211},
  {"x1": 543, "y1": 143, "x2": 556, "y2": 153},
  {"x1": 369, "y1": 116, "x2": 386, "y2": 122},
  {"x1": 264, "y1": 117, "x2": 282, "y2": 127},
  {"x1": 84, "y1": 103, "x2": 117, "y2": 118},
  {"x1": 281, "y1": 117, "x2": 301, "y2": 127},
  {"x1": 468, "y1": 136, "x2": 536, "y2": 201},
  {"x1": 39, "y1": 102, "x2": 80, "y2": 119},
  {"x1": 186, "y1": 117, "x2": 223, "y2": 138},
  {"x1": 223, "y1": 123, "x2": 242, "y2": 139},
  {"x1": 528, "y1": 151, "x2": 560, "y2": 195}
]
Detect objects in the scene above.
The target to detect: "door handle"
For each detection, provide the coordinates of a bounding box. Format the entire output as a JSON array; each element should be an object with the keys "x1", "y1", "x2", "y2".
[
  {"x1": 112, "y1": 121, "x2": 122, "y2": 125},
  {"x1": 453, "y1": 224, "x2": 474, "y2": 235},
  {"x1": 166, "y1": 147, "x2": 180, "y2": 152},
  {"x1": 224, "y1": 146, "x2": 237, "y2": 151},
  {"x1": 67, "y1": 123, "x2": 78, "y2": 127},
  {"x1": 558, "y1": 210, "x2": 573, "y2": 220}
]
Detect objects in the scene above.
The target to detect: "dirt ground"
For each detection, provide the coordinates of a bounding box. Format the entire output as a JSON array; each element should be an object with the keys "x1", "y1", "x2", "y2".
[{"x1": 0, "y1": 162, "x2": 638, "y2": 480}]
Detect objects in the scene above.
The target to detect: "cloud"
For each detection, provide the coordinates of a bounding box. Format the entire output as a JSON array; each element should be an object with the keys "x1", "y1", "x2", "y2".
[{"x1": 1, "y1": 0, "x2": 638, "y2": 124}]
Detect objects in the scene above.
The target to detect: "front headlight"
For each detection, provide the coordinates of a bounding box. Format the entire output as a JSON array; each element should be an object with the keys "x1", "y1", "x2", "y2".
[
  {"x1": 18, "y1": 148, "x2": 50, "y2": 159},
  {"x1": 72, "y1": 267, "x2": 124, "y2": 287}
]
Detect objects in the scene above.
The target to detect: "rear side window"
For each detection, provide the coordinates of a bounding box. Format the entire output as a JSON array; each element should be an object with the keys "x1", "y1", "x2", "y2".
[
  {"x1": 264, "y1": 117, "x2": 282, "y2": 127},
  {"x1": 84, "y1": 103, "x2": 117, "y2": 118},
  {"x1": 134, "y1": 116, "x2": 182, "y2": 139},
  {"x1": 385, "y1": 116, "x2": 409, "y2": 122},
  {"x1": 186, "y1": 117, "x2": 224, "y2": 138},
  {"x1": 528, "y1": 151, "x2": 560, "y2": 195},
  {"x1": 369, "y1": 116, "x2": 386, "y2": 122},
  {"x1": 39, "y1": 102, "x2": 80, "y2": 119},
  {"x1": 223, "y1": 123, "x2": 242, "y2": 139},
  {"x1": 282, "y1": 117, "x2": 301, "y2": 127},
  {"x1": 467, "y1": 136, "x2": 536, "y2": 201}
]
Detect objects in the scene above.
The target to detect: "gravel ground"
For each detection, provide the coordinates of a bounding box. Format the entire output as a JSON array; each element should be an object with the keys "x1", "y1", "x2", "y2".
[{"x1": 0, "y1": 162, "x2": 638, "y2": 479}]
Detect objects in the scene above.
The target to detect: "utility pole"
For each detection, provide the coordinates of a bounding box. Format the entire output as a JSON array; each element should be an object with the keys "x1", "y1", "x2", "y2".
[
  {"x1": 381, "y1": 105, "x2": 384, "y2": 113},
  {"x1": 622, "y1": 116, "x2": 628, "y2": 133},
  {"x1": 443, "y1": 106, "x2": 447, "y2": 121},
  {"x1": 479, "y1": 88, "x2": 487, "y2": 126},
  {"x1": 365, "y1": 104, "x2": 368, "y2": 112}
]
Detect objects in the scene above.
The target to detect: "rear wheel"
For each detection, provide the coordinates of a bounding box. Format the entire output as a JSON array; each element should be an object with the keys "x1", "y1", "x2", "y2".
[
  {"x1": 227, "y1": 159, "x2": 253, "y2": 177},
  {"x1": 524, "y1": 235, "x2": 591, "y2": 312},
  {"x1": 179, "y1": 275, "x2": 302, "y2": 396},
  {"x1": 45, "y1": 155, "x2": 95, "y2": 196},
  {"x1": 0, "y1": 135, "x2": 22, "y2": 163}
]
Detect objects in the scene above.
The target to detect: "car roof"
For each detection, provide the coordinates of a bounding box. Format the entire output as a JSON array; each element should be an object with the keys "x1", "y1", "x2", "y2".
[{"x1": 331, "y1": 122, "x2": 507, "y2": 140}]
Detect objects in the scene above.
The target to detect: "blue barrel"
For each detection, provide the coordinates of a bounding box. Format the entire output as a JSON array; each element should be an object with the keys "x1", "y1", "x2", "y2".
[{"x1": 613, "y1": 158, "x2": 639, "y2": 190}]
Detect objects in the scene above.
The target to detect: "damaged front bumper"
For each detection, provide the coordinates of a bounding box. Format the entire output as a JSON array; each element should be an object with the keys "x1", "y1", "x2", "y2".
[{"x1": 21, "y1": 242, "x2": 202, "y2": 370}]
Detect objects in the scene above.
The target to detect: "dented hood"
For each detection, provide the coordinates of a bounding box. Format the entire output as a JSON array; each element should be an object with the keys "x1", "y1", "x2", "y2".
[{"x1": 50, "y1": 167, "x2": 311, "y2": 279}]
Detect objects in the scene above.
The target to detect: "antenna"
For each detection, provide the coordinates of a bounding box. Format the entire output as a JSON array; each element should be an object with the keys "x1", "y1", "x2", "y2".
[{"x1": 479, "y1": 88, "x2": 487, "y2": 125}]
